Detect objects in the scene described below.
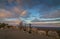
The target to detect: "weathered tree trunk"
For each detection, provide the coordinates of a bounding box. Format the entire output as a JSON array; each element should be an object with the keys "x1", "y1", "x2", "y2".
[
  {"x1": 46, "y1": 30, "x2": 49, "y2": 36},
  {"x1": 23, "y1": 24, "x2": 26, "y2": 31},
  {"x1": 28, "y1": 24, "x2": 32, "y2": 34},
  {"x1": 19, "y1": 21, "x2": 23, "y2": 30}
]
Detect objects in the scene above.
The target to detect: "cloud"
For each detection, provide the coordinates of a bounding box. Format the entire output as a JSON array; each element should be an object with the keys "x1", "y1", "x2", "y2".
[
  {"x1": 0, "y1": 18, "x2": 21, "y2": 25},
  {"x1": 0, "y1": 0, "x2": 60, "y2": 25},
  {"x1": 0, "y1": 9, "x2": 21, "y2": 25},
  {"x1": 5, "y1": 18, "x2": 21, "y2": 25},
  {"x1": 19, "y1": 0, "x2": 60, "y2": 9},
  {"x1": 31, "y1": 18, "x2": 40, "y2": 22},
  {"x1": 41, "y1": 9, "x2": 60, "y2": 18},
  {"x1": 15, "y1": 0, "x2": 22, "y2": 4},
  {"x1": 12, "y1": 7, "x2": 27, "y2": 16},
  {"x1": 0, "y1": 9, "x2": 21, "y2": 18},
  {"x1": 0, "y1": 9, "x2": 13, "y2": 18},
  {"x1": 11, "y1": 7, "x2": 29, "y2": 18},
  {"x1": 0, "y1": 8, "x2": 29, "y2": 25},
  {"x1": 1, "y1": 0, "x2": 60, "y2": 9},
  {"x1": 20, "y1": 10, "x2": 27, "y2": 16},
  {"x1": 0, "y1": 7, "x2": 28, "y2": 18},
  {"x1": 11, "y1": 7, "x2": 31, "y2": 18},
  {"x1": 8, "y1": 0, "x2": 13, "y2": 3}
]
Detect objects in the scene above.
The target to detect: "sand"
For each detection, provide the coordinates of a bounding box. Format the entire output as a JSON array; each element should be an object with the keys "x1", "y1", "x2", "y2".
[{"x1": 0, "y1": 29, "x2": 59, "y2": 39}]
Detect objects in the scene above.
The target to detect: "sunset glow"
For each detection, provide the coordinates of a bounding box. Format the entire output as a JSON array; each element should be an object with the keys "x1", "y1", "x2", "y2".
[{"x1": 0, "y1": 0, "x2": 60, "y2": 25}]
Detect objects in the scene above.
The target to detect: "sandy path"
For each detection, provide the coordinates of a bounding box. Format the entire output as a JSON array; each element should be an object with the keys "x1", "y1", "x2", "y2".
[{"x1": 0, "y1": 29, "x2": 59, "y2": 39}]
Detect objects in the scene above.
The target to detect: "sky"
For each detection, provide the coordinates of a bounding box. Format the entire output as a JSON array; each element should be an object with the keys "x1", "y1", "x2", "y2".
[{"x1": 0, "y1": 0, "x2": 60, "y2": 25}]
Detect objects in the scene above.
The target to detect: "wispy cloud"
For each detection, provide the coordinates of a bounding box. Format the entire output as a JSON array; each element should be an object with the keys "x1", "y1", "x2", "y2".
[
  {"x1": 0, "y1": 7, "x2": 28, "y2": 25},
  {"x1": 0, "y1": 9, "x2": 13, "y2": 18},
  {"x1": 41, "y1": 9, "x2": 60, "y2": 18},
  {"x1": 0, "y1": 0, "x2": 60, "y2": 25},
  {"x1": 12, "y1": 7, "x2": 27, "y2": 16},
  {"x1": 5, "y1": 18, "x2": 21, "y2": 25}
]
